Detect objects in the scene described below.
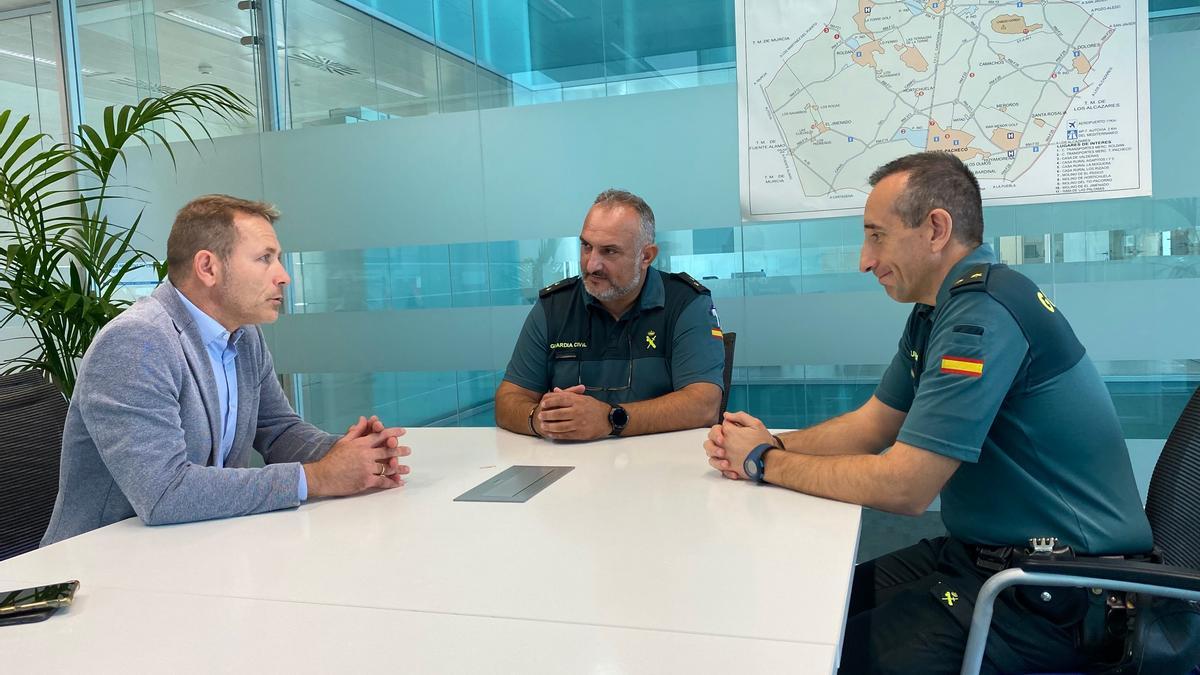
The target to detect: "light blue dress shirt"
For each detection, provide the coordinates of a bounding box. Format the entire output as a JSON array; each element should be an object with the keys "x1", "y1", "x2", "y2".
[{"x1": 174, "y1": 289, "x2": 307, "y2": 500}]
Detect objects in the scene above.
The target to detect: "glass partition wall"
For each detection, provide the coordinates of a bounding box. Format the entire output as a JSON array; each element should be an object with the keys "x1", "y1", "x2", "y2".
[
  {"x1": 7, "y1": 1, "x2": 1199, "y2": 439},
  {"x1": 0, "y1": 3, "x2": 60, "y2": 143}
]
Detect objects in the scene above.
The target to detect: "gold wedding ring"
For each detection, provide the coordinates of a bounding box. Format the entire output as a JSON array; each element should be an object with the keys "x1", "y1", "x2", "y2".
[{"x1": 376, "y1": 464, "x2": 386, "y2": 476}]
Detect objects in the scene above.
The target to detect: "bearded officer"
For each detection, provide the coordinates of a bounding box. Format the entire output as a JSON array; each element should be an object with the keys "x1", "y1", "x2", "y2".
[{"x1": 496, "y1": 189, "x2": 726, "y2": 441}]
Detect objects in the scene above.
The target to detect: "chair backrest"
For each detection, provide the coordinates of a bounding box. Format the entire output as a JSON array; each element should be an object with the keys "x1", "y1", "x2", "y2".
[
  {"x1": 719, "y1": 331, "x2": 737, "y2": 419},
  {"x1": 1144, "y1": 384, "x2": 1200, "y2": 569},
  {"x1": 0, "y1": 371, "x2": 69, "y2": 560}
]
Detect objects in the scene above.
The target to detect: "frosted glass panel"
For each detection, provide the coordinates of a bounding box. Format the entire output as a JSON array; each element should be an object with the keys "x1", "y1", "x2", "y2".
[{"x1": 101, "y1": 13, "x2": 1200, "y2": 440}]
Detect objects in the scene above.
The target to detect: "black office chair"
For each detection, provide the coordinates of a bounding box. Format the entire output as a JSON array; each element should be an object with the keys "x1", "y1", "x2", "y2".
[
  {"x1": 0, "y1": 371, "x2": 69, "y2": 560},
  {"x1": 719, "y1": 331, "x2": 736, "y2": 420},
  {"x1": 960, "y1": 385, "x2": 1200, "y2": 674}
]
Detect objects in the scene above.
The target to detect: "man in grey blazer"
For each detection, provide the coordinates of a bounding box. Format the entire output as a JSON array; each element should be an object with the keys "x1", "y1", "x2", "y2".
[{"x1": 41, "y1": 195, "x2": 409, "y2": 545}]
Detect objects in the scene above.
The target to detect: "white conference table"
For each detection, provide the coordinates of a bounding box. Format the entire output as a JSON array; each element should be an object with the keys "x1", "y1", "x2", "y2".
[{"x1": 0, "y1": 427, "x2": 861, "y2": 674}]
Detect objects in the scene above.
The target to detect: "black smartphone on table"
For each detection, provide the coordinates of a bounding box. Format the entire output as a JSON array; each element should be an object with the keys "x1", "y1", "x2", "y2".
[{"x1": 0, "y1": 580, "x2": 79, "y2": 626}]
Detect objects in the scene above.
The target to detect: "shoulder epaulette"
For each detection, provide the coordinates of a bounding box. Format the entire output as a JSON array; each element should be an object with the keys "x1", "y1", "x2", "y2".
[
  {"x1": 669, "y1": 271, "x2": 710, "y2": 295},
  {"x1": 539, "y1": 275, "x2": 580, "y2": 298},
  {"x1": 949, "y1": 263, "x2": 991, "y2": 294}
]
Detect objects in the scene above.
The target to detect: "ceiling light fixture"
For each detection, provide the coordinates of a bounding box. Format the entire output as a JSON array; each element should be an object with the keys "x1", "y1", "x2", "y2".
[
  {"x1": 0, "y1": 47, "x2": 102, "y2": 75},
  {"x1": 607, "y1": 42, "x2": 637, "y2": 61},
  {"x1": 0, "y1": 47, "x2": 55, "y2": 67},
  {"x1": 376, "y1": 80, "x2": 425, "y2": 98},
  {"x1": 159, "y1": 9, "x2": 249, "y2": 41},
  {"x1": 541, "y1": 0, "x2": 576, "y2": 20}
]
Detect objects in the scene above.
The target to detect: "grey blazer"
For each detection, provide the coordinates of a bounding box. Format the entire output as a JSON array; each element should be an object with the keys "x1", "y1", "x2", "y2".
[{"x1": 41, "y1": 282, "x2": 337, "y2": 546}]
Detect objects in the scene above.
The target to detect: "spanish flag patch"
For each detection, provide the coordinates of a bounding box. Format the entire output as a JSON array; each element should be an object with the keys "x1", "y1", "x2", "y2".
[
  {"x1": 941, "y1": 356, "x2": 983, "y2": 377},
  {"x1": 711, "y1": 328, "x2": 724, "y2": 339}
]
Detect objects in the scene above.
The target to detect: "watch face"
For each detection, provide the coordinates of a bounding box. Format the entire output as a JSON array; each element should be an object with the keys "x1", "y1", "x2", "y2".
[
  {"x1": 611, "y1": 406, "x2": 628, "y2": 427},
  {"x1": 744, "y1": 457, "x2": 758, "y2": 478}
]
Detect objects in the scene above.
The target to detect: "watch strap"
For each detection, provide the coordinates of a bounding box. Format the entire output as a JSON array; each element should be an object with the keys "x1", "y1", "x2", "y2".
[
  {"x1": 746, "y1": 442, "x2": 774, "y2": 483},
  {"x1": 528, "y1": 404, "x2": 542, "y2": 438},
  {"x1": 608, "y1": 405, "x2": 628, "y2": 436}
]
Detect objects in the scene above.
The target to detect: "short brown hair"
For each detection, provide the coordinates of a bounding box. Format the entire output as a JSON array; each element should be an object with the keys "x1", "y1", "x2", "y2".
[{"x1": 166, "y1": 194, "x2": 280, "y2": 284}]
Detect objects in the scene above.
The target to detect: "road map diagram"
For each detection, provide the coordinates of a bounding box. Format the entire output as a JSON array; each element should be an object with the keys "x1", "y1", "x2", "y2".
[{"x1": 737, "y1": 0, "x2": 1150, "y2": 221}]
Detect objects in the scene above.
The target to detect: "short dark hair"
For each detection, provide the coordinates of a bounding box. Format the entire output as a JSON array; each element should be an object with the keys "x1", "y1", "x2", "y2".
[
  {"x1": 868, "y1": 151, "x2": 983, "y2": 246},
  {"x1": 166, "y1": 194, "x2": 280, "y2": 285},
  {"x1": 592, "y1": 188, "x2": 655, "y2": 246}
]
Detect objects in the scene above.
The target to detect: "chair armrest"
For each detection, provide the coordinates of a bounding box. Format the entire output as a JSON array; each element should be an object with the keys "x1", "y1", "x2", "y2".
[
  {"x1": 962, "y1": 562, "x2": 1200, "y2": 675},
  {"x1": 1019, "y1": 557, "x2": 1200, "y2": 593}
]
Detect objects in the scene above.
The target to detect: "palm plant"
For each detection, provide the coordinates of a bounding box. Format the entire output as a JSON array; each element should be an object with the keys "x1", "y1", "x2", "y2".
[{"x1": 0, "y1": 84, "x2": 251, "y2": 398}]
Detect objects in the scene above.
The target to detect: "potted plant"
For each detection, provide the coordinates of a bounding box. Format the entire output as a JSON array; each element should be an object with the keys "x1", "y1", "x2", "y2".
[{"x1": 0, "y1": 84, "x2": 251, "y2": 398}]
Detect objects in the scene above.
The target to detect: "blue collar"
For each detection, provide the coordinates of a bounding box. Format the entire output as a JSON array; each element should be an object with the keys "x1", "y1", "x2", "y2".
[
  {"x1": 933, "y1": 243, "x2": 997, "y2": 307},
  {"x1": 173, "y1": 287, "x2": 244, "y2": 350},
  {"x1": 582, "y1": 267, "x2": 665, "y2": 315}
]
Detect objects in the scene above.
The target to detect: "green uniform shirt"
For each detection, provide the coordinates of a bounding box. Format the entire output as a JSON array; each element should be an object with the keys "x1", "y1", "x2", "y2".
[
  {"x1": 874, "y1": 244, "x2": 1153, "y2": 555},
  {"x1": 503, "y1": 268, "x2": 725, "y2": 406}
]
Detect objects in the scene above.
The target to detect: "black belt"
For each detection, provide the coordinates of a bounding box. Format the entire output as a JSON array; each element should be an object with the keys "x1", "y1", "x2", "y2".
[
  {"x1": 967, "y1": 543, "x2": 1144, "y2": 573},
  {"x1": 968, "y1": 544, "x2": 1016, "y2": 573}
]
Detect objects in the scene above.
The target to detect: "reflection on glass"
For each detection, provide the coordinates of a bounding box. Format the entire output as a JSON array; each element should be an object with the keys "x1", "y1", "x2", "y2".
[
  {"x1": 202, "y1": 4, "x2": 1199, "y2": 434},
  {"x1": 295, "y1": 369, "x2": 496, "y2": 430},
  {"x1": 1095, "y1": 360, "x2": 1200, "y2": 438},
  {"x1": 435, "y1": 52, "x2": 479, "y2": 113},
  {"x1": 284, "y1": 360, "x2": 1200, "y2": 437},
  {"x1": 283, "y1": 0, "x2": 380, "y2": 127},
  {"x1": 799, "y1": 216, "x2": 878, "y2": 294},
  {"x1": 505, "y1": 0, "x2": 738, "y2": 104},
  {"x1": 277, "y1": 207, "x2": 1200, "y2": 435},
  {"x1": 600, "y1": 0, "x2": 735, "y2": 95},
  {"x1": 371, "y1": 18, "x2": 440, "y2": 118},
  {"x1": 282, "y1": 0, "x2": 511, "y2": 125},
  {"x1": 656, "y1": 227, "x2": 744, "y2": 298},
  {"x1": 285, "y1": 206, "x2": 1200, "y2": 315},
  {"x1": 449, "y1": 242, "x2": 489, "y2": 307},
  {"x1": 74, "y1": 0, "x2": 259, "y2": 137},
  {"x1": 279, "y1": 0, "x2": 738, "y2": 123},
  {"x1": 21, "y1": 0, "x2": 1198, "y2": 445},
  {"x1": 487, "y1": 237, "x2": 576, "y2": 305},
  {"x1": 724, "y1": 361, "x2": 1199, "y2": 438},
  {"x1": 0, "y1": 9, "x2": 62, "y2": 144}
]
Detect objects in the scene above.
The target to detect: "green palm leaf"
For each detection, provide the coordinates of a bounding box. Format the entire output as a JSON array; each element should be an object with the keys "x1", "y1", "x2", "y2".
[{"x1": 0, "y1": 84, "x2": 250, "y2": 396}]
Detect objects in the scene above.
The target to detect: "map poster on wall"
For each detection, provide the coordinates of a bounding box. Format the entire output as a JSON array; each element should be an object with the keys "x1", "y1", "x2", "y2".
[{"x1": 737, "y1": 0, "x2": 1151, "y2": 222}]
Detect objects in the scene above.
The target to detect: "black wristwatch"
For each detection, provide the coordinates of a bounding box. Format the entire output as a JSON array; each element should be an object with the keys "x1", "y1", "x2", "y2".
[
  {"x1": 608, "y1": 405, "x2": 629, "y2": 436},
  {"x1": 744, "y1": 443, "x2": 774, "y2": 483}
]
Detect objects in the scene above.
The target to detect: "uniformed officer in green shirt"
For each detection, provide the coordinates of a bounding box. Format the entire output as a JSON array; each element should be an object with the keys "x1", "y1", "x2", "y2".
[
  {"x1": 704, "y1": 152, "x2": 1153, "y2": 673},
  {"x1": 496, "y1": 189, "x2": 726, "y2": 441}
]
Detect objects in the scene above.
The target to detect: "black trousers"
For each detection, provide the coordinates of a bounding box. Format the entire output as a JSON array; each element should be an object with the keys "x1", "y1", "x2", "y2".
[{"x1": 837, "y1": 536, "x2": 1091, "y2": 674}]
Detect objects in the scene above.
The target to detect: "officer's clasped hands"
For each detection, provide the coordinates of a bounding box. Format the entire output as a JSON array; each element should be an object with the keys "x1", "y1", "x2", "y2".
[{"x1": 536, "y1": 385, "x2": 613, "y2": 441}]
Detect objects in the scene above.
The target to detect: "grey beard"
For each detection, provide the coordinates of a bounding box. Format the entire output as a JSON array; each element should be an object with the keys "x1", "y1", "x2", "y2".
[{"x1": 587, "y1": 265, "x2": 643, "y2": 302}]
